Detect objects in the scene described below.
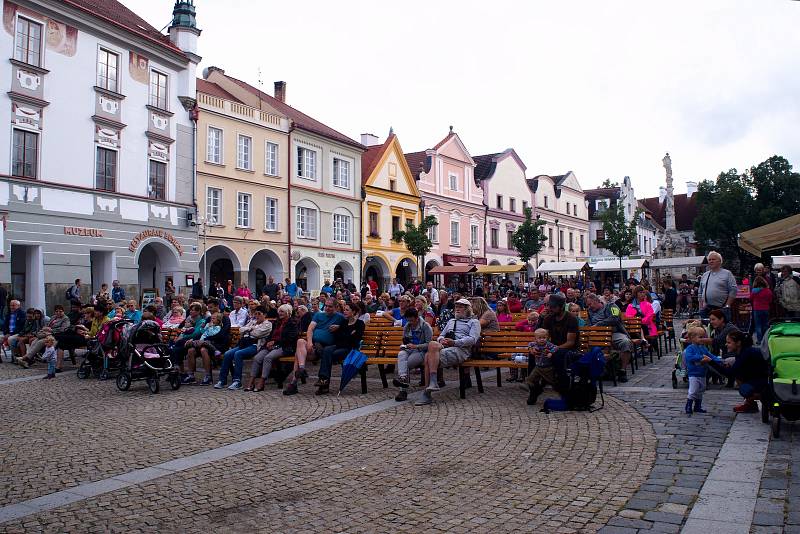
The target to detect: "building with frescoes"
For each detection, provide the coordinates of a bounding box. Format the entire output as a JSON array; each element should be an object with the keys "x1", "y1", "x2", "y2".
[{"x1": 0, "y1": 0, "x2": 201, "y2": 310}]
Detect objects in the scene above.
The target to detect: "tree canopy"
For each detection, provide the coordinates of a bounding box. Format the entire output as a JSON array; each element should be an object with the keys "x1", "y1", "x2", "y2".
[
  {"x1": 594, "y1": 195, "x2": 640, "y2": 280},
  {"x1": 512, "y1": 207, "x2": 547, "y2": 263},
  {"x1": 601, "y1": 178, "x2": 619, "y2": 188},
  {"x1": 393, "y1": 215, "x2": 439, "y2": 262}
]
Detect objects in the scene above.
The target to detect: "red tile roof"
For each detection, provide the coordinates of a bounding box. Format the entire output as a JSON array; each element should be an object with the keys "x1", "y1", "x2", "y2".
[
  {"x1": 432, "y1": 131, "x2": 456, "y2": 151},
  {"x1": 640, "y1": 193, "x2": 698, "y2": 232},
  {"x1": 196, "y1": 79, "x2": 242, "y2": 103},
  {"x1": 62, "y1": 0, "x2": 185, "y2": 57},
  {"x1": 404, "y1": 151, "x2": 430, "y2": 178},
  {"x1": 361, "y1": 134, "x2": 395, "y2": 185},
  {"x1": 219, "y1": 73, "x2": 363, "y2": 150}
]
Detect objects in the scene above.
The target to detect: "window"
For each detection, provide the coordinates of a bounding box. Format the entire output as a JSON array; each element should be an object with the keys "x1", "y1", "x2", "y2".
[
  {"x1": 148, "y1": 160, "x2": 166, "y2": 200},
  {"x1": 333, "y1": 158, "x2": 350, "y2": 189},
  {"x1": 406, "y1": 218, "x2": 413, "y2": 229},
  {"x1": 496, "y1": 195, "x2": 503, "y2": 209},
  {"x1": 573, "y1": 204, "x2": 578, "y2": 216},
  {"x1": 448, "y1": 173, "x2": 458, "y2": 191},
  {"x1": 428, "y1": 223, "x2": 438, "y2": 243},
  {"x1": 11, "y1": 129, "x2": 38, "y2": 178},
  {"x1": 389, "y1": 179, "x2": 396, "y2": 191},
  {"x1": 265, "y1": 142, "x2": 279, "y2": 175},
  {"x1": 510, "y1": 198, "x2": 516, "y2": 212},
  {"x1": 566, "y1": 202, "x2": 570, "y2": 214},
  {"x1": 149, "y1": 70, "x2": 168, "y2": 110},
  {"x1": 296, "y1": 206, "x2": 317, "y2": 239},
  {"x1": 97, "y1": 48, "x2": 119, "y2": 92},
  {"x1": 544, "y1": 195, "x2": 549, "y2": 208},
  {"x1": 265, "y1": 197, "x2": 278, "y2": 231},
  {"x1": 206, "y1": 187, "x2": 221, "y2": 224},
  {"x1": 580, "y1": 235, "x2": 585, "y2": 253},
  {"x1": 450, "y1": 221, "x2": 460, "y2": 246},
  {"x1": 548, "y1": 228, "x2": 553, "y2": 248},
  {"x1": 596, "y1": 229, "x2": 605, "y2": 242},
  {"x1": 392, "y1": 216, "x2": 401, "y2": 235},
  {"x1": 14, "y1": 17, "x2": 42, "y2": 66},
  {"x1": 522, "y1": 200, "x2": 528, "y2": 212},
  {"x1": 297, "y1": 147, "x2": 316, "y2": 179},
  {"x1": 490, "y1": 228, "x2": 499, "y2": 248},
  {"x1": 559, "y1": 230, "x2": 564, "y2": 249},
  {"x1": 368, "y1": 212, "x2": 379, "y2": 236},
  {"x1": 94, "y1": 147, "x2": 116, "y2": 191},
  {"x1": 507, "y1": 231, "x2": 514, "y2": 250},
  {"x1": 206, "y1": 127, "x2": 222, "y2": 164},
  {"x1": 470, "y1": 224, "x2": 479, "y2": 247},
  {"x1": 569, "y1": 232, "x2": 574, "y2": 251},
  {"x1": 333, "y1": 213, "x2": 350, "y2": 243},
  {"x1": 236, "y1": 192, "x2": 251, "y2": 228},
  {"x1": 237, "y1": 135, "x2": 252, "y2": 170}
]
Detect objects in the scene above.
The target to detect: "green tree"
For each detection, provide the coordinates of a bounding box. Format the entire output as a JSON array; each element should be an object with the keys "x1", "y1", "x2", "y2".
[
  {"x1": 594, "y1": 195, "x2": 641, "y2": 282},
  {"x1": 393, "y1": 215, "x2": 439, "y2": 277},
  {"x1": 601, "y1": 178, "x2": 619, "y2": 188},
  {"x1": 693, "y1": 170, "x2": 755, "y2": 272},
  {"x1": 746, "y1": 155, "x2": 800, "y2": 225},
  {"x1": 512, "y1": 207, "x2": 547, "y2": 263}
]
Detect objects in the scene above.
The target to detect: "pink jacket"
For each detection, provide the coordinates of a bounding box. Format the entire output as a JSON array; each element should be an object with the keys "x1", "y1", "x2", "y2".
[{"x1": 626, "y1": 300, "x2": 658, "y2": 337}]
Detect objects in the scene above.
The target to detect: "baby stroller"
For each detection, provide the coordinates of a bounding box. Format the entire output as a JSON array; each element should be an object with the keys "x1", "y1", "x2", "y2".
[
  {"x1": 115, "y1": 320, "x2": 181, "y2": 394},
  {"x1": 77, "y1": 319, "x2": 131, "y2": 380},
  {"x1": 764, "y1": 318, "x2": 800, "y2": 438}
]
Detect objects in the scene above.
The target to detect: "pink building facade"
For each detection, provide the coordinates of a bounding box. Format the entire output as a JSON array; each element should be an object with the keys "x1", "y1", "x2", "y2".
[{"x1": 405, "y1": 129, "x2": 485, "y2": 278}]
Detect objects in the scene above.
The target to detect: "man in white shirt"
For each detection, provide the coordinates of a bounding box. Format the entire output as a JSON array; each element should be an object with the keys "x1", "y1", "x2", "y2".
[
  {"x1": 425, "y1": 281, "x2": 439, "y2": 305},
  {"x1": 229, "y1": 296, "x2": 249, "y2": 327}
]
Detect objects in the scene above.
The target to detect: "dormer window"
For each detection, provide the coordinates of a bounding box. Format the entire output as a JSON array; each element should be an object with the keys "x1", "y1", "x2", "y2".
[{"x1": 14, "y1": 17, "x2": 42, "y2": 66}]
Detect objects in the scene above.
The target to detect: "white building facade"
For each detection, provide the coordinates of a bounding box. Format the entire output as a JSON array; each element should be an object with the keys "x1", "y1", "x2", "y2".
[
  {"x1": 529, "y1": 172, "x2": 590, "y2": 267},
  {"x1": 0, "y1": 0, "x2": 201, "y2": 310}
]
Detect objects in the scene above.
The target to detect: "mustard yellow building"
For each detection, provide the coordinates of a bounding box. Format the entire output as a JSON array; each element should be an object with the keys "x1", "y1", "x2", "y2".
[
  {"x1": 361, "y1": 132, "x2": 422, "y2": 290},
  {"x1": 195, "y1": 78, "x2": 290, "y2": 294}
]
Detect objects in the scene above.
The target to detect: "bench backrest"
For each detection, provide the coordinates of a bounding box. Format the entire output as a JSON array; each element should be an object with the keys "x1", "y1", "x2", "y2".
[{"x1": 578, "y1": 325, "x2": 613, "y2": 353}]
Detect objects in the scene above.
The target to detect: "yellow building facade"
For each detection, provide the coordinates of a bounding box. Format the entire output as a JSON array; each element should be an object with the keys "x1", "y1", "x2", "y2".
[
  {"x1": 195, "y1": 78, "x2": 291, "y2": 295},
  {"x1": 361, "y1": 133, "x2": 422, "y2": 290}
]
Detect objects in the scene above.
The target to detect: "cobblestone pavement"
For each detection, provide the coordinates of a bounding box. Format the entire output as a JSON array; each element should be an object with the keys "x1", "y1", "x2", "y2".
[
  {"x1": 753, "y1": 422, "x2": 800, "y2": 534},
  {"x1": 1, "y1": 384, "x2": 655, "y2": 533}
]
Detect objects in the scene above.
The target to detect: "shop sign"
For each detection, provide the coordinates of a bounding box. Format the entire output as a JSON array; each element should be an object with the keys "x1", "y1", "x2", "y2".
[
  {"x1": 443, "y1": 253, "x2": 487, "y2": 265},
  {"x1": 129, "y1": 228, "x2": 183, "y2": 256},
  {"x1": 317, "y1": 252, "x2": 336, "y2": 259},
  {"x1": 64, "y1": 226, "x2": 103, "y2": 237}
]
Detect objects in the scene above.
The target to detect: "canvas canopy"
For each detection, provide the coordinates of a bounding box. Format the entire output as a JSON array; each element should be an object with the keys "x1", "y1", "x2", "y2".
[
  {"x1": 772, "y1": 255, "x2": 800, "y2": 269},
  {"x1": 649, "y1": 256, "x2": 707, "y2": 269},
  {"x1": 738, "y1": 214, "x2": 800, "y2": 257},
  {"x1": 475, "y1": 264, "x2": 527, "y2": 274},
  {"x1": 590, "y1": 258, "x2": 650, "y2": 272},
  {"x1": 427, "y1": 265, "x2": 477, "y2": 275},
  {"x1": 536, "y1": 261, "x2": 589, "y2": 274}
]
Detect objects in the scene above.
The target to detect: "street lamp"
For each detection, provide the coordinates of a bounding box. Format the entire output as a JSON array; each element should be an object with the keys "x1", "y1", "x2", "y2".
[
  {"x1": 555, "y1": 218, "x2": 560, "y2": 262},
  {"x1": 419, "y1": 199, "x2": 426, "y2": 283},
  {"x1": 199, "y1": 215, "x2": 216, "y2": 290}
]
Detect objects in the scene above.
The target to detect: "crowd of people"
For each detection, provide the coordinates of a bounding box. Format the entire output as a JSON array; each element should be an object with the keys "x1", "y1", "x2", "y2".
[{"x1": 0, "y1": 251, "x2": 797, "y2": 413}]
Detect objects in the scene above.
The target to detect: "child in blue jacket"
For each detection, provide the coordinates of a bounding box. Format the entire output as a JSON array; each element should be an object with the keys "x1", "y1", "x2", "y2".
[{"x1": 684, "y1": 326, "x2": 718, "y2": 415}]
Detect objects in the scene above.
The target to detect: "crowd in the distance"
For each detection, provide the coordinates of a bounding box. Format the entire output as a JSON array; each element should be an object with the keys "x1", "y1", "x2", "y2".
[{"x1": 2, "y1": 250, "x2": 798, "y2": 410}]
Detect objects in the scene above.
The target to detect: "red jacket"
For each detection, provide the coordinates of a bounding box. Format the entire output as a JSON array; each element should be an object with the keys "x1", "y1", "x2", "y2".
[
  {"x1": 750, "y1": 287, "x2": 773, "y2": 312},
  {"x1": 507, "y1": 297, "x2": 522, "y2": 313}
]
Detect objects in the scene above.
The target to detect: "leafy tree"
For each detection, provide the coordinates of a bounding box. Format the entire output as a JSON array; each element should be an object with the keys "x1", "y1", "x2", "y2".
[
  {"x1": 512, "y1": 207, "x2": 547, "y2": 263},
  {"x1": 746, "y1": 155, "x2": 800, "y2": 225},
  {"x1": 601, "y1": 178, "x2": 619, "y2": 188},
  {"x1": 594, "y1": 195, "x2": 641, "y2": 282},
  {"x1": 693, "y1": 170, "x2": 755, "y2": 272},
  {"x1": 393, "y1": 215, "x2": 439, "y2": 277}
]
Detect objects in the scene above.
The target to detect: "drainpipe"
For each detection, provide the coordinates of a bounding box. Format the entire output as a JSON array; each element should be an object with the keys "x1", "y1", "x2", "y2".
[
  {"x1": 360, "y1": 184, "x2": 366, "y2": 287},
  {"x1": 286, "y1": 123, "x2": 295, "y2": 282},
  {"x1": 190, "y1": 104, "x2": 199, "y2": 288}
]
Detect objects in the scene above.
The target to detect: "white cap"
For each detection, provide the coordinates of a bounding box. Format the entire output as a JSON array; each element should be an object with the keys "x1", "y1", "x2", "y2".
[{"x1": 455, "y1": 298, "x2": 471, "y2": 306}]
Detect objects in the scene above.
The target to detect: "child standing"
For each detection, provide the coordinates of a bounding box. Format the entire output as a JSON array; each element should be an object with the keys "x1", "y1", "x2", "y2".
[
  {"x1": 684, "y1": 326, "x2": 716, "y2": 415},
  {"x1": 526, "y1": 328, "x2": 559, "y2": 405},
  {"x1": 41, "y1": 336, "x2": 57, "y2": 379}
]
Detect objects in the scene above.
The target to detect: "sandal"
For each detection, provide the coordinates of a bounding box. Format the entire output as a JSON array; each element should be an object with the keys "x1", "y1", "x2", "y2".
[
  {"x1": 253, "y1": 386, "x2": 264, "y2": 392},
  {"x1": 243, "y1": 385, "x2": 254, "y2": 392}
]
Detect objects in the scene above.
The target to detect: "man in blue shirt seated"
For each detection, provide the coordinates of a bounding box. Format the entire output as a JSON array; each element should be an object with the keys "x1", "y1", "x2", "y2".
[
  {"x1": 283, "y1": 298, "x2": 344, "y2": 395},
  {"x1": 320, "y1": 280, "x2": 334, "y2": 296}
]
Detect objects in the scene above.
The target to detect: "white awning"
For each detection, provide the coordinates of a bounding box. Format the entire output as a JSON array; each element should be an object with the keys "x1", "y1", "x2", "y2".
[
  {"x1": 773, "y1": 255, "x2": 800, "y2": 269},
  {"x1": 536, "y1": 261, "x2": 589, "y2": 274},
  {"x1": 590, "y1": 258, "x2": 650, "y2": 272},
  {"x1": 649, "y1": 256, "x2": 707, "y2": 269}
]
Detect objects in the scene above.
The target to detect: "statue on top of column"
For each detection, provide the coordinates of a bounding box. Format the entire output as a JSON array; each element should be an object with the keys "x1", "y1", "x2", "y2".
[{"x1": 663, "y1": 152, "x2": 676, "y2": 232}]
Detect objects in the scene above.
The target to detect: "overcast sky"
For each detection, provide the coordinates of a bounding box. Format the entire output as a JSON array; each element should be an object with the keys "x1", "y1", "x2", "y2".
[{"x1": 126, "y1": 0, "x2": 800, "y2": 198}]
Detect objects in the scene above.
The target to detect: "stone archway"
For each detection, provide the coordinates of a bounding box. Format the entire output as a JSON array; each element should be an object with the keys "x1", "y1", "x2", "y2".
[
  {"x1": 424, "y1": 259, "x2": 440, "y2": 284},
  {"x1": 200, "y1": 245, "x2": 242, "y2": 289},
  {"x1": 363, "y1": 254, "x2": 391, "y2": 293},
  {"x1": 136, "y1": 240, "x2": 180, "y2": 298},
  {"x1": 249, "y1": 249, "x2": 284, "y2": 297},
  {"x1": 334, "y1": 261, "x2": 355, "y2": 286},
  {"x1": 295, "y1": 257, "x2": 320, "y2": 292}
]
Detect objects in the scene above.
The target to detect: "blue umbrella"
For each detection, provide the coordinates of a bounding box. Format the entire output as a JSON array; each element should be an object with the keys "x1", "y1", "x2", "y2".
[{"x1": 338, "y1": 349, "x2": 368, "y2": 396}]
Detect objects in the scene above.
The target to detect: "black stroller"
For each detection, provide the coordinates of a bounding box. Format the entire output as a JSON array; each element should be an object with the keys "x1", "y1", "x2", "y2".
[
  {"x1": 77, "y1": 319, "x2": 131, "y2": 380},
  {"x1": 115, "y1": 320, "x2": 181, "y2": 394}
]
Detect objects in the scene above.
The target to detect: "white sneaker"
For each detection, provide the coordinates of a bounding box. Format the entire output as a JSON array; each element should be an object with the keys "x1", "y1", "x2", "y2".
[
  {"x1": 213, "y1": 381, "x2": 225, "y2": 389},
  {"x1": 425, "y1": 382, "x2": 440, "y2": 392},
  {"x1": 228, "y1": 380, "x2": 242, "y2": 390}
]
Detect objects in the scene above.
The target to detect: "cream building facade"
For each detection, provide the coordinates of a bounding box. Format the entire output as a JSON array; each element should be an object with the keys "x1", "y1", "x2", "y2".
[
  {"x1": 528, "y1": 172, "x2": 589, "y2": 267},
  {"x1": 207, "y1": 68, "x2": 363, "y2": 291},
  {"x1": 195, "y1": 77, "x2": 290, "y2": 295},
  {"x1": 361, "y1": 132, "x2": 421, "y2": 290}
]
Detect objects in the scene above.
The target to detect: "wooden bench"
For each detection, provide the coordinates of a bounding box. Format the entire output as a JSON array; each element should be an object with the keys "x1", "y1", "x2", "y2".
[
  {"x1": 578, "y1": 325, "x2": 621, "y2": 386},
  {"x1": 622, "y1": 316, "x2": 649, "y2": 368},
  {"x1": 457, "y1": 330, "x2": 535, "y2": 398},
  {"x1": 662, "y1": 309, "x2": 676, "y2": 351}
]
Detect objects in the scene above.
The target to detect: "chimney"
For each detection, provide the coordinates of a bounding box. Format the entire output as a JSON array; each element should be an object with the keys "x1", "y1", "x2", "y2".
[
  {"x1": 658, "y1": 186, "x2": 666, "y2": 203},
  {"x1": 204, "y1": 66, "x2": 224, "y2": 79},
  {"x1": 274, "y1": 81, "x2": 286, "y2": 103},
  {"x1": 686, "y1": 181, "x2": 698, "y2": 197},
  {"x1": 360, "y1": 133, "x2": 381, "y2": 147}
]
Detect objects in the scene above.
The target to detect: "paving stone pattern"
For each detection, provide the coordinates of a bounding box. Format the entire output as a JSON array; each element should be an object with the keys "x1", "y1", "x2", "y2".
[{"x1": 752, "y1": 421, "x2": 800, "y2": 534}]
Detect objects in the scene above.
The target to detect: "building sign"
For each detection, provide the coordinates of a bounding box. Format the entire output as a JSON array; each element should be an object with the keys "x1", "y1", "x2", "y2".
[
  {"x1": 317, "y1": 252, "x2": 336, "y2": 259},
  {"x1": 96, "y1": 126, "x2": 119, "y2": 149},
  {"x1": 64, "y1": 226, "x2": 103, "y2": 237},
  {"x1": 129, "y1": 229, "x2": 183, "y2": 256},
  {"x1": 443, "y1": 253, "x2": 487, "y2": 265},
  {"x1": 148, "y1": 141, "x2": 169, "y2": 161}
]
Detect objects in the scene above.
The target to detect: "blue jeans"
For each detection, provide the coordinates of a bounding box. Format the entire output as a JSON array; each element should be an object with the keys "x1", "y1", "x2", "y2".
[
  {"x1": 319, "y1": 345, "x2": 349, "y2": 380},
  {"x1": 219, "y1": 345, "x2": 258, "y2": 383},
  {"x1": 753, "y1": 310, "x2": 769, "y2": 344}
]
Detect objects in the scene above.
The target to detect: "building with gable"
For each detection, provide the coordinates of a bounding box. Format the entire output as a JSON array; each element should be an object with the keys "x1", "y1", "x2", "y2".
[
  {"x1": 205, "y1": 68, "x2": 364, "y2": 292},
  {"x1": 0, "y1": 0, "x2": 201, "y2": 310},
  {"x1": 361, "y1": 132, "x2": 422, "y2": 291},
  {"x1": 405, "y1": 128, "x2": 485, "y2": 281},
  {"x1": 474, "y1": 149, "x2": 534, "y2": 280},
  {"x1": 527, "y1": 172, "x2": 589, "y2": 266}
]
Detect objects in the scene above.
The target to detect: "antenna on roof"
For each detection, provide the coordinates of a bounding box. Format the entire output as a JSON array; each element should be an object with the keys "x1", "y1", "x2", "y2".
[{"x1": 257, "y1": 67, "x2": 263, "y2": 111}]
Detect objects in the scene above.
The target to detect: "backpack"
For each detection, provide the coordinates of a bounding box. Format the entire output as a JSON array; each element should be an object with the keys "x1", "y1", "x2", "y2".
[
  {"x1": 97, "y1": 320, "x2": 122, "y2": 348},
  {"x1": 65, "y1": 287, "x2": 73, "y2": 300},
  {"x1": 567, "y1": 348, "x2": 606, "y2": 411}
]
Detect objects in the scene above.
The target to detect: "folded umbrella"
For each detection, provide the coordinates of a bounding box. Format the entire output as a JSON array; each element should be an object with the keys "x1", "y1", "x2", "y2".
[{"x1": 338, "y1": 349, "x2": 368, "y2": 396}]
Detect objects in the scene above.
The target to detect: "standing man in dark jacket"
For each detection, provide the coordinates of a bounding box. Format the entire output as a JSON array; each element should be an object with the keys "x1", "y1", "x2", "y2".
[{"x1": 191, "y1": 278, "x2": 204, "y2": 300}]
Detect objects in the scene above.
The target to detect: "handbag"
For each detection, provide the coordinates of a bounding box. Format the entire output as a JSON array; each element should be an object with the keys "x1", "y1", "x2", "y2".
[{"x1": 444, "y1": 319, "x2": 459, "y2": 340}]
